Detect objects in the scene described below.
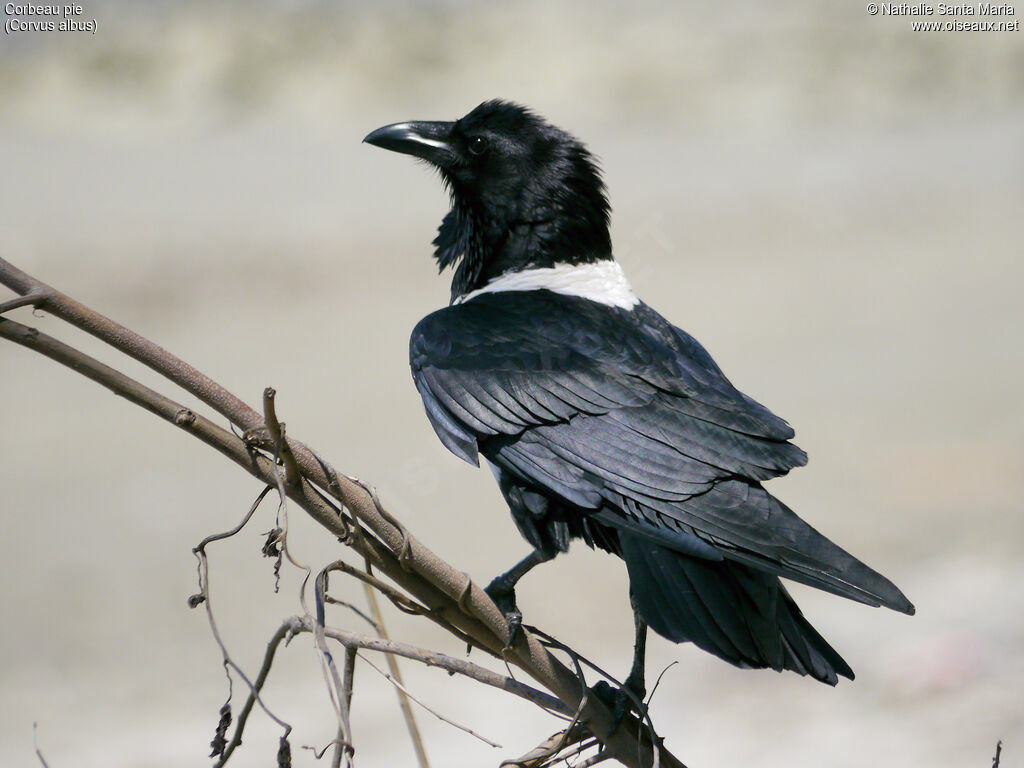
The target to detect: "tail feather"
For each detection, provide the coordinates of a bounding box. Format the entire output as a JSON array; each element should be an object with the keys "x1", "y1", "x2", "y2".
[
  {"x1": 604, "y1": 483, "x2": 916, "y2": 616},
  {"x1": 620, "y1": 531, "x2": 854, "y2": 685}
]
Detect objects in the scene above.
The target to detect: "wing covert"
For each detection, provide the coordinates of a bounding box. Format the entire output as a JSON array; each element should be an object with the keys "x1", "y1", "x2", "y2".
[{"x1": 409, "y1": 291, "x2": 806, "y2": 484}]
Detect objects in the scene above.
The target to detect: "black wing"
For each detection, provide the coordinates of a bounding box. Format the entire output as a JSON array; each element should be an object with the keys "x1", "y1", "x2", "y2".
[{"x1": 410, "y1": 290, "x2": 913, "y2": 614}]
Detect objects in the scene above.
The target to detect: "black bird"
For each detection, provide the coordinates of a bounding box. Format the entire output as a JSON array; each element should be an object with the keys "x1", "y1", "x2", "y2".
[{"x1": 364, "y1": 101, "x2": 914, "y2": 698}]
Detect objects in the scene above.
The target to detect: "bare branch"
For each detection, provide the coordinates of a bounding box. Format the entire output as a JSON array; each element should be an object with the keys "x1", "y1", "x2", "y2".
[
  {"x1": 0, "y1": 258, "x2": 686, "y2": 768},
  {"x1": 194, "y1": 486, "x2": 274, "y2": 553},
  {"x1": 500, "y1": 725, "x2": 597, "y2": 768},
  {"x1": 357, "y1": 651, "x2": 502, "y2": 749},
  {"x1": 32, "y1": 723, "x2": 51, "y2": 768},
  {"x1": 312, "y1": 567, "x2": 355, "y2": 768},
  {"x1": 343, "y1": 647, "x2": 357, "y2": 716},
  {"x1": 263, "y1": 387, "x2": 301, "y2": 489},
  {"x1": 0, "y1": 256, "x2": 263, "y2": 430},
  {"x1": 214, "y1": 619, "x2": 303, "y2": 768},
  {"x1": 306, "y1": 620, "x2": 569, "y2": 716},
  {"x1": 190, "y1": 499, "x2": 295, "y2": 750},
  {"x1": 324, "y1": 596, "x2": 379, "y2": 631},
  {"x1": 0, "y1": 291, "x2": 51, "y2": 314},
  {"x1": 324, "y1": 561, "x2": 435, "y2": 620},
  {"x1": 334, "y1": 647, "x2": 359, "y2": 768}
]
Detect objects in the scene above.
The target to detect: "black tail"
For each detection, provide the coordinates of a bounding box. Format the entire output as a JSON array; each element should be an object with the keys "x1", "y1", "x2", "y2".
[{"x1": 620, "y1": 531, "x2": 854, "y2": 685}]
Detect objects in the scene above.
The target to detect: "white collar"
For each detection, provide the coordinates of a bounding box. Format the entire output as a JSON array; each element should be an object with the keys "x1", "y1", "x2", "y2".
[{"x1": 454, "y1": 260, "x2": 639, "y2": 310}]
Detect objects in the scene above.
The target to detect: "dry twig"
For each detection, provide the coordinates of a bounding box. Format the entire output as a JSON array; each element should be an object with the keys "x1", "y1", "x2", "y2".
[{"x1": 32, "y1": 723, "x2": 51, "y2": 768}]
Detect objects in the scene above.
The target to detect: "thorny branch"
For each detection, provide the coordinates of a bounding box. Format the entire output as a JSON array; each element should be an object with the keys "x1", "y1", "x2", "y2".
[{"x1": 0, "y1": 256, "x2": 685, "y2": 768}]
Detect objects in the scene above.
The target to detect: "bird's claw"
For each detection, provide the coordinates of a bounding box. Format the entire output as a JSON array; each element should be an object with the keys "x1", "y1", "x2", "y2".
[
  {"x1": 501, "y1": 608, "x2": 523, "y2": 650},
  {"x1": 590, "y1": 680, "x2": 647, "y2": 733},
  {"x1": 484, "y1": 580, "x2": 523, "y2": 650}
]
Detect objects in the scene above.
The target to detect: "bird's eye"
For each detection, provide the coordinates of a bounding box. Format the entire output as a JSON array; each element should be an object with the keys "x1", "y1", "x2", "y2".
[{"x1": 467, "y1": 136, "x2": 489, "y2": 156}]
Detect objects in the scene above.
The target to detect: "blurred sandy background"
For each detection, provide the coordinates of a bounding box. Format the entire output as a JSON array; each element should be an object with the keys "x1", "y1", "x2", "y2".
[{"x1": 1, "y1": 1, "x2": 1022, "y2": 766}]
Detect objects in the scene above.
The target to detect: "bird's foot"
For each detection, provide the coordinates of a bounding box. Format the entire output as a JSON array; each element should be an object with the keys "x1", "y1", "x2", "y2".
[
  {"x1": 484, "y1": 577, "x2": 523, "y2": 650},
  {"x1": 590, "y1": 678, "x2": 647, "y2": 734}
]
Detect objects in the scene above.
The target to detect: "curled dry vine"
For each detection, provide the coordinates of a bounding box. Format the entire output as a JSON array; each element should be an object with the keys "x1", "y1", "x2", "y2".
[{"x1": 1, "y1": 256, "x2": 685, "y2": 768}]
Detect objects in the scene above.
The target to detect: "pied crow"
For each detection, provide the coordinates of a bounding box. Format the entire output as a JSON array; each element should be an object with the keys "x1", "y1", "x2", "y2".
[{"x1": 364, "y1": 100, "x2": 914, "y2": 697}]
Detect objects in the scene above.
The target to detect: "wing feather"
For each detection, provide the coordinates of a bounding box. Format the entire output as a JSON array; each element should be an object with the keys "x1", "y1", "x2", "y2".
[{"x1": 410, "y1": 291, "x2": 913, "y2": 614}]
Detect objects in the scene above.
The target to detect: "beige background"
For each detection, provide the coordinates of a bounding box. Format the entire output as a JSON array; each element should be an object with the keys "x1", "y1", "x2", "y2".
[{"x1": 2, "y1": 2, "x2": 1022, "y2": 766}]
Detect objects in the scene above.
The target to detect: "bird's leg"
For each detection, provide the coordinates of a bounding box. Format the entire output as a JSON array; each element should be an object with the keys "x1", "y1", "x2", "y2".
[
  {"x1": 623, "y1": 597, "x2": 648, "y2": 703},
  {"x1": 484, "y1": 548, "x2": 555, "y2": 647},
  {"x1": 593, "y1": 594, "x2": 649, "y2": 731}
]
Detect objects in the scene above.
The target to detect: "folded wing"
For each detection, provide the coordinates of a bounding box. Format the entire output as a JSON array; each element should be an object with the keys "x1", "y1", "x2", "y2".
[{"x1": 410, "y1": 290, "x2": 914, "y2": 615}]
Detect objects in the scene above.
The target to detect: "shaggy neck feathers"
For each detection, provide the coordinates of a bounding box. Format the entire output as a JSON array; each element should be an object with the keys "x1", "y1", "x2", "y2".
[{"x1": 432, "y1": 107, "x2": 614, "y2": 303}]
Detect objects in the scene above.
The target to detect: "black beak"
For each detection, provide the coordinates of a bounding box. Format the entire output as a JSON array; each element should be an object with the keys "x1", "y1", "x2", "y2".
[{"x1": 363, "y1": 121, "x2": 456, "y2": 166}]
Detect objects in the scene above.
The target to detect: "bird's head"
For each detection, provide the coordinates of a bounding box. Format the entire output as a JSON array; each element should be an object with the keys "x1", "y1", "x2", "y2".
[{"x1": 365, "y1": 100, "x2": 612, "y2": 302}]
